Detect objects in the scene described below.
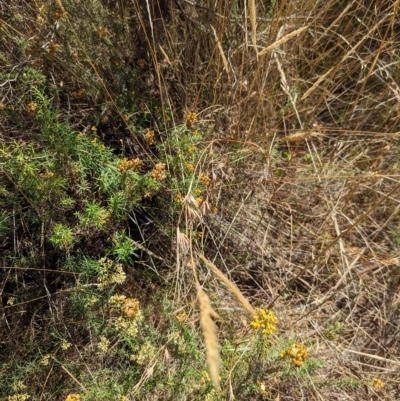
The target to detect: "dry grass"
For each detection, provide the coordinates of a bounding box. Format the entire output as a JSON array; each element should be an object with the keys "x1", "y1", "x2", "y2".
[{"x1": 197, "y1": 286, "x2": 221, "y2": 390}]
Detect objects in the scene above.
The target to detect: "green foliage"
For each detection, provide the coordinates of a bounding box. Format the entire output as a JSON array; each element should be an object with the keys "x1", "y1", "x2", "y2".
[
  {"x1": 49, "y1": 223, "x2": 76, "y2": 250},
  {"x1": 108, "y1": 231, "x2": 137, "y2": 263}
]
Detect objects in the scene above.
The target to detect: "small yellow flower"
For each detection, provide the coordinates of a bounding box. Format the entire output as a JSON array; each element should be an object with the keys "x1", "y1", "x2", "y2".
[
  {"x1": 27, "y1": 101, "x2": 38, "y2": 115},
  {"x1": 123, "y1": 113, "x2": 129, "y2": 122},
  {"x1": 144, "y1": 191, "x2": 152, "y2": 198},
  {"x1": 121, "y1": 298, "x2": 140, "y2": 318},
  {"x1": 118, "y1": 157, "x2": 144, "y2": 173},
  {"x1": 281, "y1": 343, "x2": 307, "y2": 367},
  {"x1": 91, "y1": 126, "x2": 97, "y2": 132},
  {"x1": 130, "y1": 341, "x2": 156, "y2": 365},
  {"x1": 371, "y1": 378, "x2": 384, "y2": 389},
  {"x1": 201, "y1": 370, "x2": 210, "y2": 384},
  {"x1": 91, "y1": 137, "x2": 98, "y2": 144},
  {"x1": 185, "y1": 163, "x2": 195, "y2": 172},
  {"x1": 186, "y1": 111, "x2": 197, "y2": 128},
  {"x1": 114, "y1": 312, "x2": 143, "y2": 337},
  {"x1": 7, "y1": 296, "x2": 16, "y2": 306},
  {"x1": 150, "y1": 163, "x2": 166, "y2": 181},
  {"x1": 257, "y1": 381, "x2": 267, "y2": 397},
  {"x1": 98, "y1": 336, "x2": 110, "y2": 352},
  {"x1": 199, "y1": 172, "x2": 211, "y2": 187},
  {"x1": 61, "y1": 339, "x2": 71, "y2": 350},
  {"x1": 97, "y1": 258, "x2": 126, "y2": 289},
  {"x1": 101, "y1": 144, "x2": 106, "y2": 151},
  {"x1": 109, "y1": 294, "x2": 127, "y2": 307},
  {"x1": 144, "y1": 129, "x2": 155, "y2": 145},
  {"x1": 176, "y1": 311, "x2": 187, "y2": 323},
  {"x1": 197, "y1": 231, "x2": 204, "y2": 238},
  {"x1": 250, "y1": 308, "x2": 278, "y2": 336},
  {"x1": 40, "y1": 354, "x2": 52, "y2": 366},
  {"x1": 12, "y1": 381, "x2": 26, "y2": 392},
  {"x1": 188, "y1": 146, "x2": 197, "y2": 153},
  {"x1": 77, "y1": 131, "x2": 84, "y2": 138},
  {"x1": 65, "y1": 394, "x2": 80, "y2": 401}
]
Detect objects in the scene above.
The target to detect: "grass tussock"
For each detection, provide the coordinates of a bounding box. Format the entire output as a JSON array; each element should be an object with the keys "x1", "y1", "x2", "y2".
[{"x1": 1, "y1": 0, "x2": 400, "y2": 400}]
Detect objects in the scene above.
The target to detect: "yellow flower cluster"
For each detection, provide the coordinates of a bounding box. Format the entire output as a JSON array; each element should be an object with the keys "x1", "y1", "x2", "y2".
[
  {"x1": 185, "y1": 163, "x2": 195, "y2": 172},
  {"x1": 109, "y1": 294, "x2": 127, "y2": 307},
  {"x1": 199, "y1": 172, "x2": 211, "y2": 187},
  {"x1": 97, "y1": 258, "x2": 126, "y2": 289},
  {"x1": 145, "y1": 129, "x2": 155, "y2": 145},
  {"x1": 257, "y1": 381, "x2": 267, "y2": 397},
  {"x1": 250, "y1": 308, "x2": 278, "y2": 336},
  {"x1": 371, "y1": 378, "x2": 384, "y2": 389},
  {"x1": 121, "y1": 298, "x2": 140, "y2": 318},
  {"x1": 130, "y1": 341, "x2": 156, "y2": 365},
  {"x1": 280, "y1": 343, "x2": 307, "y2": 367},
  {"x1": 65, "y1": 395, "x2": 80, "y2": 401},
  {"x1": 115, "y1": 311, "x2": 143, "y2": 337},
  {"x1": 186, "y1": 111, "x2": 197, "y2": 128},
  {"x1": 9, "y1": 381, "x2": 29, "y2": 400},
  {"x1": 175, "y1": 311, "x2": 188, "y2": 324},
  {"x1": 7, "y1": 394, "x2": 30, "y2": 401},
  {"x1": 27, "y1": 101, "x2": 38, "y2": 115},
  {"x1": 175, "y1": 193, "x2": 183, "y2": 204},
  {"x1": 118, "y1": 157, "x2": 144, "y2": 173},
  {"x1": 150, "y1": 163, "x2": 166, "y2": 181},
  {"x1": 61, "y1": 339, "x2": 71, "y2": 351},
  {"x1": 40, "y1": 354, "x2": 51, "y2": 366},
  {"x1": 98, "y1": 336, "x2": 110, "y2": 352}
]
